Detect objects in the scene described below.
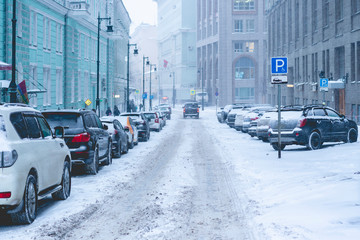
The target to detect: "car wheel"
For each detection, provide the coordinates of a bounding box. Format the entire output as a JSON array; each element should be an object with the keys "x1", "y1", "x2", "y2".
[
  {"x1": 123, "y1": 138, "x2": 129, "y2": 153},
  {"x1": 88, "y1": 146, "x2": 99, "y2": 174},
  {"x1": 345, "y1": 128, "x2": 357, "y2": 143},
  {"x1": 271, "y1": 143, "x2": 285, "y2": 151},
  {"x1": 129, "y1": 138, "x2": 134, "y2": 149},
  {"x1": 114, "y1": 141, "x2": 121, "y2": 158},
  {"x1": 104, "y1": 141, "x2": 112, "y2": 165},
  {"x1": 307, "y1": 132, "x2": 322, "y2": 150},
  {"x1": 262, "y1": 137, "x2": 269, "y2": 142},
  {"x1": 11, "y1": 175, "x2": 37, "y2": 224},
  {"x1": 52, "y1": 161, "x2": 71, "y2": 200}
]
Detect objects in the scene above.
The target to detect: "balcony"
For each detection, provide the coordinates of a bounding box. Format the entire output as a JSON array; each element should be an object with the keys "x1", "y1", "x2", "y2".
[{"x1": 68, "y1": 1, "x2": 90, "y2": 17}]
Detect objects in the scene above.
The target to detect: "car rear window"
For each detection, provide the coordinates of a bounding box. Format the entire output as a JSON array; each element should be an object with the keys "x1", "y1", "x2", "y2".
[
  {"x1": 185, "y1": 103, "x2": 198, "y2": 108},
  {"x1": 43, "y1": 112, "x2": 84, "y2": 130},
  {"x1": 10, "y1": 112, "x2": 27, "y2": 139},
  {"x1": 144, "y1": 113, "x2": 156, "y2": 119}
]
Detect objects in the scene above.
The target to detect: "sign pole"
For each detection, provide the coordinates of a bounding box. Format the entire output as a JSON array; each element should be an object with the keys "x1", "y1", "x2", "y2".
[{"x1": 277, "y1": 85, "x2": 281, "y2": 158}]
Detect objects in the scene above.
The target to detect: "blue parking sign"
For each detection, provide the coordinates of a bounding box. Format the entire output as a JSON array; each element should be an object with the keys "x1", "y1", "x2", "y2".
[
  {"x1": 271, "y1": 57, "x2": 288, "y2": 74},
  {"x1": 319, "y1": 78, "x2": 329, "y2": 88}
]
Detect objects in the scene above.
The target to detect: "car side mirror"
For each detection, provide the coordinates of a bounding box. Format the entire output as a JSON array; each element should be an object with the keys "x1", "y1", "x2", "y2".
[
  {"x1": 54, "y1": 126, "x2": 64, "y2": 138},
  {"x1": 103, "y1": 124, "x2": 108, "y2": 130},
  {"x1": 340, "y1": 114, "x2": 345, "y2": 119}
]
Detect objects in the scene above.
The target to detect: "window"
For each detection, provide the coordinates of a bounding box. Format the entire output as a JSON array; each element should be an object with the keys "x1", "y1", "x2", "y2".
[
  {"x1": 245, "y1": 42, "x2": 255, "y2": 52},
  {"x1": 323, "y1": 0, "x2": 329, "y2": 27},
  {"x1": 233, "y1": 0, "x2": 255, "y2": 11},
  {"x1": 10, "y1": 112, "x2": 27, "y2": 139},
  {"x1": 43, "y1": 67, "x2": 51, "y2": 106},
  {"x1": 312, "y1": 0, "x2": 318, "y2": 32},
  {"x1": 17, "y1": 1, "x2": 22, "y2": 37},
  {"x1": 71, "y1": 70, "x2": 75, "y2": 103},
  {"x1": 30, "y1": 11, "x2": 37, "y2": 46},
  {"x1": 235, "y1": 88, "x2": 254, "y2": 100},
  {"x1": 56, "y1": 69, "x2": 63, "y2": 105},
  {"x1": 335, "y1": 0, "x2": 344, "y2": 22},
  {"x1": 326, "y1": 109, "x2": 340, "y2": 118},
  {"x1": 235, "y1": 57, "x2": 255, "y2": 79},
  {"x1": 234, "y1": 20, "x2": 243, "y2": 32},
  {"x1": 246, "y1": 20, "x2": 255, "y2": 32},
  {"x1": 234, "y1": 42, "x2": 243, "y2": 52},
  {"x1": 303, "y1": 0, "x2": 308, "y2": 35},
  {"x1": 37, "y1": 117, "x2": 52, "y2": 138},
  {"x1": 29, "y1": 66, "x2": 38, "y2": 107},
  {"x1": 24, "y1": 115, "x2": 41, "y2": 139},
  {"x1": 295, "y1": 0, "x2": 299, "y2": 40},
  {"x1": 312, "y1": 108, "x2": 326, "y2": 116},
  {"x1": 84, "y1": 72, "x2": 89, "y2": 99},
  {"x1": 353, "y1": 0, "x2": 360, "y2": 13},
  {"x1": 78, "y1": 71, "x2": 82, "y2": 101},
  {"x1": 84, "y1": 114, "x2": 96, "y2": 128}
]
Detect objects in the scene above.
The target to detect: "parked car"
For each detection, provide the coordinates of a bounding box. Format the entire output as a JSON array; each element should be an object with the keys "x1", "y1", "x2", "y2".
[
  {"x1": 0, "y1": 104, "x2": 71, "y2": 224},
  {"x1": 268, "y1": 105, "x2": 358, "y2": 150},
  {"x1": 100, "y1": 116, "x2": 129, "y2": 158},
  {"x1": 143, "y1": 112, "x2": 161, "y2": 132},
  {"x1": 43, "y1": 109, "x2": 112, "y2": 174},
  {"x1": 241, "y1": 106, "x2": 275, "y2": 133},
  {"x1": 120, "y1": 113, "x2": 150, "y2": 141},
  {"x1": 117, "y1": 116, "x2": 138, "y2": 149},
  {"x1": 183, "y1": 102, "x2": 199, "y2": 118},
  {"x1": 156, "y1": 110, "x2": 167, "y2": 128},
  {"x1": 256, "y1": 111, "x2": 278, "y2": 142},
  {"x1": 158, "y1": 104, "x2": 172, "y2": 114},
  {"x1": 158, "y1": 107, "x2": 171, "y2": 120},
  {"x1": 234, "y1": 108, "x2": 251, "y2": 131},
  {"x1": 227, "y1": 107, "x2": 246, "y2": 128}
]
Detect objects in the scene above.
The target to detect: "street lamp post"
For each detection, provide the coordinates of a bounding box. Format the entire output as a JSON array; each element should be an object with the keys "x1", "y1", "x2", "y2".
[
  {"x1": 170, "y1": 72, "x2": 175, "y2": 108},
  {"x1": 142, "y1": 56, "x2": 149, "y2": 111},
  {"x1": 126, "y1": 42, "x2": 138, "y2": 112},
  {"x1": 96, "y1": 12, "x2": 113, "y2": 117},
  {"x1": 9, "y1": 0, "x2": 17, "y2": 103},
  {"x1": 149, "y1": 64, "x2": 156, "y2": 110},
  {"x1": 201, "y1": 67, "x2": 204, "y2": 111}
]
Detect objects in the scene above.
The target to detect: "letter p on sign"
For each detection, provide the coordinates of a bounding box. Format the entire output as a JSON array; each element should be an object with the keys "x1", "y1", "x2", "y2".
[{"x1": 271, "y1": 57, "x2": 288, "y2": 74}]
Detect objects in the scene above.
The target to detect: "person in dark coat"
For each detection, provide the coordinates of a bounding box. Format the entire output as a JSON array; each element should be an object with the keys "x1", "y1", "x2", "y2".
[
  {"x1": 106, "y1": 107, "x2": 112, "y2": 116},
  {"x1": 114, "y1": 105, "x2": 120, "y2": 116}
]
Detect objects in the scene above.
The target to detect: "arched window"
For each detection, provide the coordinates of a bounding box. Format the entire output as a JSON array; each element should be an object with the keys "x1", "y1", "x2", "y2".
[{"x1": 235, "y1": 57, "x2": 255, "y2": 80}]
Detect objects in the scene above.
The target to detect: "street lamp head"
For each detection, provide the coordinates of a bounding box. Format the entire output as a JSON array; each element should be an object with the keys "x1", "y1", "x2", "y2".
[
  {"x1": 133, "y1": 48, "x2": 138, "y2": 55},
  {"x1": 106, "y1": 25, "x2": 113, "y2": 32}
]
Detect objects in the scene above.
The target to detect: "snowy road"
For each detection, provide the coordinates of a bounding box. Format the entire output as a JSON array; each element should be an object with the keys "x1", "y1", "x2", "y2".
[{"x1": 1, "y1": 107, "x2": 360, "y2": 240}]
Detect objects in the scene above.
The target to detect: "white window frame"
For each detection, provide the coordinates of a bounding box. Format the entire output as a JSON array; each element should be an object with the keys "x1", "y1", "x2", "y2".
[
  {"x1": 246, "y1": 19, "x2": 255, "y2": 32},
  {"x1": 78, "y1": 70, "x2": 82, "y2": 101},
  {"x1": 29, "y1": 65, "x2": 38, "y2": 107},
  {"x1": 43, "y1": 67, "x2": 51, "y2": 106},
  {"x1": 56, "y1": 68, "x2": 63, "y2": 105},
  {"x1": 234, "y1": 20, "x2": 243, "y2": 33}
]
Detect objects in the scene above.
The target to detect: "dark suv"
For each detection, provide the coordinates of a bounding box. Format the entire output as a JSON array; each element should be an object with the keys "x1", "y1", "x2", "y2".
[
  {"x1": 268, "y1": 105, "x2": 358, "y2": 150},
  {"x1": 120, "y1": 113, "x2": 150, "y2": 141},
  {"x1": 183, "y1": 102, "x2": 199, "y2": 118},
  {"x1": 43, "y1": 110, "x2": 112, "y2": 174}
]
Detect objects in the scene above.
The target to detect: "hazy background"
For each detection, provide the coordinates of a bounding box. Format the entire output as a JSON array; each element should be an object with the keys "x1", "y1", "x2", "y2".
[{"x1": 122, "y1": 0, "x2": 158, "y2": 33}]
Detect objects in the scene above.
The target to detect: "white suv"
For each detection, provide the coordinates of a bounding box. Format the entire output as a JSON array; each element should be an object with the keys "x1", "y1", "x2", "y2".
[{"x1": 0, "y1": 104, "x2": 71, "y2": 224}]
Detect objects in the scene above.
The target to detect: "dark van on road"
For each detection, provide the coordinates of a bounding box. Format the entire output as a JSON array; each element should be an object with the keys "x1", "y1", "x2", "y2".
[
  {"x1": 183, "y1": 102, "x2": 200, "y2": 118},
  {"x1": 43, "y1": 109, "x2": 112, "y2": 174}
]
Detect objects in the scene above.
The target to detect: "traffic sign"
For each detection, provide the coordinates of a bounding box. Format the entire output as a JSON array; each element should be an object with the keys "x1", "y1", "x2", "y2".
[
  {"x1": 150, "y1": 95, "x2": 154, "y2": 100},
  {"x1": 135, "y1": 89, "x2": 140, "y2": 94},
  {"x1": 215, "y1": 91, "x2": 219, "y2": 96},
  {"x1": 190, "y1": 89, "x2": 196, "y2": 95},
  {"x1": 85, "y1": 99, "x2": 92, "y2": 106},
  {"x1": 271, "y1": 57, "x2": 288, "y2": 74},
  {"x1": 319, "y1": 78, "x2": 329, "y2": 92},
  {"x1": 271, "y1": 76, "x2": 288, "y2": 84},
  {"x1": 142, "y1": 92, "x2": 148, "y2": 99}
]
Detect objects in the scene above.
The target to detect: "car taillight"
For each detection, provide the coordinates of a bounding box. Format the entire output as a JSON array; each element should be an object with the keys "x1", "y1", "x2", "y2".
[
  {"x1": 183, "y1": 109, "x2": 185, "y2": 113},
  {"x1": 114, "y1": 130, "x2": 118, "y2": 135},
  {"x1": 155, "y1": 118, "x2": 159, "y2": 123},
  {"x1": 251, "y1": 117, "x2": 259, "y2": 121},
  {"x1": 0, "y1": 192, "x2": 11, "y2": 198},
  {"x1": 72, "y1": 133, "x2": 91, "y2": 143},
  {"x1": 197, "y1": 108, "x2": 199, "y2": 113},
  {"x1": 298, "y1": 118, "x2": 307, "y2": 128},
  {"x1": 0, "y1": 150, "x2": 18, "y2": 168}
]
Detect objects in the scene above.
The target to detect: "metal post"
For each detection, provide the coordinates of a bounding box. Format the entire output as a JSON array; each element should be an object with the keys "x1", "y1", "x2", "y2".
[
  {"x1": 96, "y1": 13, "x2": 101, "y2": 117},
  {"x1": 126, "y1": 42, "x2": 130, "y2": 112},
  {"x1": 9, "y1": 0, "x2": 17, "y2": 103},
  {"x1": 172, "y1": 72, "x2": 175, "y2": 108},
  {"x1": 277, "y1": 84, "x2": 281, "y2": 159},
  {"x1": 149, "y1": 64, "x2": 152, "y2": 110},
  {"x1": 201, "y1": 67, "x2": 204, "y2": 111},
  {"x1": 142, "y1": 56, "x2": 148, "y2": 111},
  {"x1": 158, "y1": 75, "x2": 161, "y2": 105}
]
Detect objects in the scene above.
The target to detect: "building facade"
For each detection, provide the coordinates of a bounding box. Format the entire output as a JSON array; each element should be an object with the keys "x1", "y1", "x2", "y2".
[
  {"x1": 130, "y1": 24, "x2": 158, "y2": 110},
  {"x1": 0, "y1": 0, "x2": 130, "y2": 115},
  {"x1": 266, "y1": 0, "x2": 360, "y2": 122},
  {"x1": 154, "y1": 0, "x2": 197, "y2": 104},
  {"x1": 197, "y1": 0, "x2": 267, "y2": 106}
]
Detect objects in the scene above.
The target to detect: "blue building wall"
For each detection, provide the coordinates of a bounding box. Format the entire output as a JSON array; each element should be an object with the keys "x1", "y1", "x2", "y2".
[{"x1": 0, "y1": 0, "x2": 126, "y2": 116}]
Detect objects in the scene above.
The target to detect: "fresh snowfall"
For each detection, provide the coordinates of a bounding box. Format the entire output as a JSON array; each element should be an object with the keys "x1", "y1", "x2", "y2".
[{"x1": 1, "y1": 107, "x2": 360, "y2": 240}]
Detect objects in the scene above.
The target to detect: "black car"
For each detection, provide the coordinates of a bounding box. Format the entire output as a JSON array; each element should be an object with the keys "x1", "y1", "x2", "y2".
[
  {"x1": 120, "y1": 112, "x2": 150, "y2": 141},
  {"x1": 183, "y1": 102, "x2": 199, "y2": 118},
  {"x1": 268, "y1": 105, "x2": 358, "y2": 150},
  {"x1": 42, "y1": 109, "x2": 112, "y2": 174},
  {"x1": 100, "y1": 116, "x2": 129, "y2": 158}
]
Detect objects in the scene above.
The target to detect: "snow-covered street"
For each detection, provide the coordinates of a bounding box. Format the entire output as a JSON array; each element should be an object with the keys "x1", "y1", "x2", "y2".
[{"x1": 1, "y1": 107, "x2": 360, "y2": 240}]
